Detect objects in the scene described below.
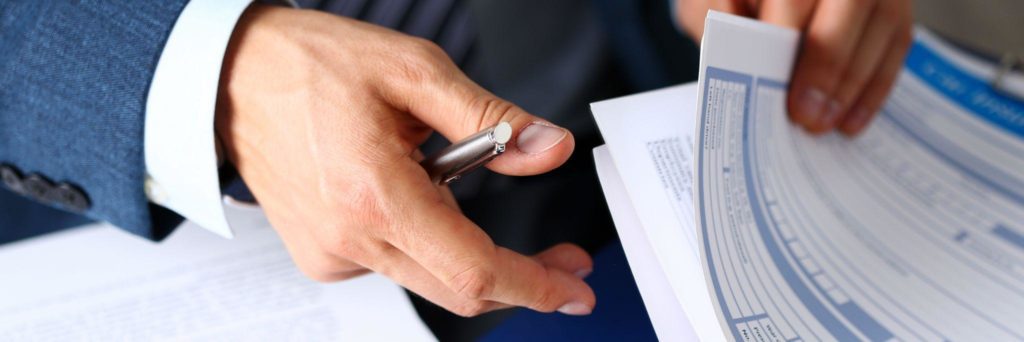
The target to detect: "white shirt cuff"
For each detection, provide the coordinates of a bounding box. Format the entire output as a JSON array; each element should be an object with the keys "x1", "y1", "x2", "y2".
[{"x1": 144, "y1": 0, "x2": 253, "y2": 239}]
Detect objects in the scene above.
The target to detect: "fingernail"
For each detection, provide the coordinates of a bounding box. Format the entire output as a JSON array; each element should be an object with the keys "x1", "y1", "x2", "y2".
[
  {"x1": 574, "y1": 268, "x2": 592, "y2": 279},
  {"x1": 517, "y1": 122, "x2": 567, "y2": 154},
  {"x1": 557, "y1": 301, "x2": 593, "y2": 316},
  {"x1": 842, "y1": 107, "x2": 873, "y2": 135},
  {"x1": 794, "y1": 88, "x2": 826, "y2": 123},
  {"x1": 818, "y1": 100, "x2": 844, "y2": 128}
]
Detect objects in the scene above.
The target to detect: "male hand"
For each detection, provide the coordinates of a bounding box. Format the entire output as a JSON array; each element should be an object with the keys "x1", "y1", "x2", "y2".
[
  {"x1": 215, "y1": 5, "x2": 595, "y2": 317},
  {"x1": 675, "y1": 0, "x2": 913, "y2": 136}
]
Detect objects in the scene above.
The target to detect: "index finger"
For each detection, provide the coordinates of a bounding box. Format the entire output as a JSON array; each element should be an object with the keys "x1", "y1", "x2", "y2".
[
  {"x1": 757, "y1": 0, "x2": 817, "y2": 29},
  {"x1": 380, "y1": 159, "x2": 596, "y2": 314},
  {"x1": 786, "y1": 0, "x2": 877, "y2": 129}
]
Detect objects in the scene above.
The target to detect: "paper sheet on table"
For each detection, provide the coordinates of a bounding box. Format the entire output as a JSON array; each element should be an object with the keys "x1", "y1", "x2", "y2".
[
  {"x1": 0, "y1": 205, "x2": 435, "y2": 341},
  {"x1": 592, "y1": 84, "x2": 725, "y2": 342},
  {"x1": 695, "y1": 11, "x2": 1024, "y2": 341}
]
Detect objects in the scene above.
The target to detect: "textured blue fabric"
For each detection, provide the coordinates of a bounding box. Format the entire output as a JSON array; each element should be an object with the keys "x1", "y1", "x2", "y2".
[
  {"x1": 0, "y1": 188, "x2": 91, "y2": 243},
  {"x1": 0, "y1": 1, "x2": 189, "y2": 241}
]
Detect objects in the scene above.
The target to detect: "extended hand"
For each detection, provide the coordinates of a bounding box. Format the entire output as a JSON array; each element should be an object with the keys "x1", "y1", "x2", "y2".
[
  {"x1": 675, "y1": 0, "x2": 913, "y2": 136},
  {"x1": 215, "y1": 5, "x2": 594, "y2": 317}
]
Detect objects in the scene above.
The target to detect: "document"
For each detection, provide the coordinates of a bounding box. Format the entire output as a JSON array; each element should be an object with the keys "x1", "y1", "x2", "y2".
[
  {"x1": 695, "y1": 12, "x2": 1024, "y2": 341},
  {"x1": 594, "y1": 144, "x2": 700, "y2": 342},
  {"x1": 593, "y1": 84, "x2": 725, "y2": 341},
  {"x1": 0, "y1": 205, "x2": 435, "y2": 341},
  {"x1": 593, "y1": 10, "x2": 1024, "y2": 342}
]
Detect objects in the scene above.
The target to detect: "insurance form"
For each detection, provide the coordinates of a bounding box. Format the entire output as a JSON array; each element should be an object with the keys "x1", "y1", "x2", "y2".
[{"x1": 695, "y1": 11, "x2": 1024, "y2": 341}]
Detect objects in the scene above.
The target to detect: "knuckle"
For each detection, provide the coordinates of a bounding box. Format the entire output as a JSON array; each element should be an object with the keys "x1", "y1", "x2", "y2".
[
  {"x1": 392, "y1": 38, "x2": 450, "y2": 85},
  {"x1": 529, "y1": 284, "x2": 561, "y2": 312},
  {"x1": 450, "y1": 266, "x2": 496, "y2": 300},
  {"x1": 450, "y1": 300, "x2": 490, "y2": 318},
  {"x1": 394, "y1": 55, "x2": 441, "y2": 86},
  {"x1": 336, "y1": 178, "x2": 394, "y2": 231},
  {"x1": 407, "y1": 37, "x2": 448, "y2": 60},
  {"x1": 319, "y1": 229, "x2": 367, "y2": 261},
  {"x1": 464, "y1": 96, "x2": 517, "y2": 134}
]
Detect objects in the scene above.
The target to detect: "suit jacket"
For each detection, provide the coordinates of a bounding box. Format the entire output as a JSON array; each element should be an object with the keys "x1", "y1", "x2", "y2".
[
  {"x1": 0, "y1": 1, "x2": 189, "y2": 243},
  {"x1": 0, "y1": 0, "x2": 697, "y2": 248}
]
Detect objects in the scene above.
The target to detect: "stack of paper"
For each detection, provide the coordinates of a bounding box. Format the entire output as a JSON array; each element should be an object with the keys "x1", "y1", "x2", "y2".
[
  {"x1": 0, "y1": 204, "x2": 435, "y2": 341},
  {"x1": 594, "y1": 11, "x2": 1024, "y2": 341}
]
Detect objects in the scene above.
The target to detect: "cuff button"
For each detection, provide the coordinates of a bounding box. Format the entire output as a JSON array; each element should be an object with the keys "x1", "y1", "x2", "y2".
[
  {"x1": 22, "y1": 174, "x2": 53, "y2": 201},
  {"x1": 51, "y1": 183, "x2": 91, "y2": 213},
  {"x1": 0, "y1": 165, "x2": 24, "y2": 194}
]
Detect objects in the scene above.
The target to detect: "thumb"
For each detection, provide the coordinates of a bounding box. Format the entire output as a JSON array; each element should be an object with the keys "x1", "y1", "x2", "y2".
[{"x1": 399, "y1": 70, "x2": 575, "y2": 176}]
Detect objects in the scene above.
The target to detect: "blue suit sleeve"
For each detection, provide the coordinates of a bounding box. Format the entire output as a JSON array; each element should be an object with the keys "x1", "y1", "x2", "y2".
[{"x1": 0, "y1": 1, "x2": 191, "y2": 240}]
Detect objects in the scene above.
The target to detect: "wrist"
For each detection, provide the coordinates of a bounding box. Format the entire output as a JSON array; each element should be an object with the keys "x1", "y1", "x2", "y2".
[{"x1": 214, "y1": 3, "x2": 279, "y2": 166}]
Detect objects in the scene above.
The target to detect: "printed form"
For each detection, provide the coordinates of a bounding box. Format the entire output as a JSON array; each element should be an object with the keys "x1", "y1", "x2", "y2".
[
  {"x1": 0, "y1": 205, "x2": 435, "y2": 341},
  {"x1": 594, "y1": 85, "x2": 723, "y2": 341},
  {"x1": 695, "y1": 11, "x2": 1024, "y2": 342}
]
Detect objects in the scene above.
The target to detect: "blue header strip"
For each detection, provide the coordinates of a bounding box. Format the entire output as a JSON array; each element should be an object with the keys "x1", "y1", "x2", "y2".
[{"x1": 905, "y1": 42, "x2": 1024, "y2": 139}]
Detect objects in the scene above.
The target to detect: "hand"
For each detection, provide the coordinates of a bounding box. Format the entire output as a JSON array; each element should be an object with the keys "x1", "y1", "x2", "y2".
[
  {"x1": 674, "y1": 0, "x2": 913, "y2": 136},
  {"x1": 215, "y1": 5, "x2": 595, "y2": 317}
]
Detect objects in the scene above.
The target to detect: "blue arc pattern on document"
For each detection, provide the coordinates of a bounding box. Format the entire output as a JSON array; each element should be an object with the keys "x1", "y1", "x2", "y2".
[
  {"x1": 992, "y1": 225, "x2": 1024, "y2": 251},
  {"x1": 698, "y1": 36, "x2": 1024, "y2": 342},
  {"x1": 894, "y1": 43, "x2": 1024, "y2": 204},
  {"x1": 699, "y1": 67, "x2": 893, "y2": 342},
  {"x1": 905, "y1": 42, "x2": 1024, "y2": 139}
]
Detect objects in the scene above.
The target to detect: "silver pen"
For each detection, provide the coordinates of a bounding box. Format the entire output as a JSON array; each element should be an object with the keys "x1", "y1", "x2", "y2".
[{"x1": 421, "y1": 122, "x2": 513, "y2": 184}]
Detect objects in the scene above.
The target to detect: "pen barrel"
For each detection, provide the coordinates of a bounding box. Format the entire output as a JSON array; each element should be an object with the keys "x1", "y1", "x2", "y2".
[{"x1": 421, "y1": 127, "x2": 504, "y2": 184}]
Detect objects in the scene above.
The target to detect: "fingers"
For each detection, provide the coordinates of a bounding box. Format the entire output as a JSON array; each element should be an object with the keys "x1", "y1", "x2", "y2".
[
  {"x1": 369, "y1": 242, "x2": 593, "y2": 317},
  {"x1": 677, "y1": 0, "x2": 757, "y2": 41},
  {"x1": 292, "y1": 254, "x2": 369, "y2": 282},
  {"x1": 371, "y1": 244, "x2": 512, "y2": 317},
  {"x1": 840, "y1": 27, "x2": 912, "y2": 136},
  {"x1": 711, "y1": 0, "x2": 756, "y2": 17},
  {"x1": 533, "y1": 243, "x2": 594, "y2": 278},
  {"x1": 380, "y1": 160, "x2": 595, "y2": 315},
  {"x1": 382, "y1": 40, "x2": 574, "y2": 176},
  {"x1": 367, "y1": 218, "x2": 592, "y2": 317},
  {"x1": 825, "y1": 5, "x2": 897, "y2": 122},
  {"x1": 274, "y1": 222, "x2": 370, "y2": 282},
  {"x1": 422, "y1": 77, "x2": 574, "y2": 176},
  {"x1": 411, "y1": 149, "x2": 460, "y2": 210},
  {"x1": 485, "y1": 246, "x2": 596, "y2": 314},
  {"x1": 399, "y1": 201, "x2": 595, "y2": 314},
  {"x1": 786, "y1": 0, "x2": 876, "y2": 132},
  {"x1": 757, "y1": 0, "x2": 816, "y2": 29}
]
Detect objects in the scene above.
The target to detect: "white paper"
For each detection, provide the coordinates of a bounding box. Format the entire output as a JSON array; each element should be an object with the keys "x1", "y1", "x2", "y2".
[
  {"x1": 592, "y1": 84, "x2": 725, "y2": 341},
  {"x1": 0, "y1": 206, "x2": 435, "y2": 341},
  {"x1": 594, "y1": 145, "x2": 699, "y2": 341},
  {"x1": 695, "y1": 11, "x2": 1024, "y2": 341}
]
